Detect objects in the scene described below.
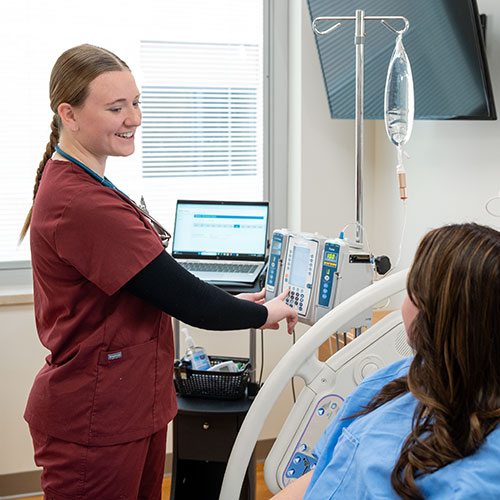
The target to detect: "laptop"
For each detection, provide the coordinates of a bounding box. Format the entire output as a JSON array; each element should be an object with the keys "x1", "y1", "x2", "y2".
[{"x1": 172, "y1": 200, "x2": 269, "y2": 283}]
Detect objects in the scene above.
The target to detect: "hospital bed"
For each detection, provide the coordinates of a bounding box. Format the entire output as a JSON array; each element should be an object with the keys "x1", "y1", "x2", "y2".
[{"x1": 219, "y1": 269, "x2": 411, "y2": 499}]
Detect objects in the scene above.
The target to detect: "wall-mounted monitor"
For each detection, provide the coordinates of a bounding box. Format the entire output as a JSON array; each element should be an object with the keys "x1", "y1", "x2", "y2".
[{"x1": 307, "y1": 0, "x2": 496, "y2": 120}]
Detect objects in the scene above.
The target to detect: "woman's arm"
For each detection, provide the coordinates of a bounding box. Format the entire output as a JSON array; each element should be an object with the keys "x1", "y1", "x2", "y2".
[
  {"x1": 124, "y1": 250, "x2": 296, "y2": 332},
  {"x1": 270, "y1": 471, "x2": 313, "y2": 500}
]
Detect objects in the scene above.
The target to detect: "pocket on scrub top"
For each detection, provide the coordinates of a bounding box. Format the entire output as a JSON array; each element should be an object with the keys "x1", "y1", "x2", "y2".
[
  {"x1": 325, "y1": 427, "x2": 359, "y2": 499},
  {"x1": 90, "y1": 339, "x2": 157, "y2": 441}
]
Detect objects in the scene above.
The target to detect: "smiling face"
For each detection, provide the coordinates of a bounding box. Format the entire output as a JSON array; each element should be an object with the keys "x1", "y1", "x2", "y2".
[{"x1": 59, "y1": 69, "x2": 141, "y2": 172}]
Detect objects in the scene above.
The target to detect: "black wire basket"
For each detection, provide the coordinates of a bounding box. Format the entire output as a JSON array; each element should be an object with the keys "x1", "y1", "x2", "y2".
[{"x1": 174, "y1": 355, "x2": 251, "y2": 400}]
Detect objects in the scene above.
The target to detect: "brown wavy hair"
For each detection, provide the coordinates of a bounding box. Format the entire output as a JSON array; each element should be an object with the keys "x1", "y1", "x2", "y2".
[
  {"x1": 19, "y1": 44, "x2": 129, "y2": 242},
  {"x1": 354, "y1": 223, "x2": 500, "y2": 499}
]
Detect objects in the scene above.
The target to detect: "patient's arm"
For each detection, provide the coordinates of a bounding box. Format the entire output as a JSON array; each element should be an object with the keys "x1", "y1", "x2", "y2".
[{"x1": 270, "y1": 471, "x2": 313, "y2": 499}]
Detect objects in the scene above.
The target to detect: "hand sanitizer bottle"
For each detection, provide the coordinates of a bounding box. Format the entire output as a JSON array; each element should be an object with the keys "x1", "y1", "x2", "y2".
[{"x1": 183, "y1": 328, "x2": 210, "y2": 370}]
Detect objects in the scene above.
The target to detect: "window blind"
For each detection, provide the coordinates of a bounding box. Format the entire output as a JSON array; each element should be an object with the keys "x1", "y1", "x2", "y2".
[
  {"x1": 141, "y1": 85, "x2": 258, "y2": 178},
  {"x1": 138, "y1": 39, "x2": 263, "y2": 234}
]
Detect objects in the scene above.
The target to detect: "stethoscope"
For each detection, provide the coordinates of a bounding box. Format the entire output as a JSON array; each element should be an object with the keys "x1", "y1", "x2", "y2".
[{"x1": 54, "y1": 144, "x2": 171, "y2": 248}]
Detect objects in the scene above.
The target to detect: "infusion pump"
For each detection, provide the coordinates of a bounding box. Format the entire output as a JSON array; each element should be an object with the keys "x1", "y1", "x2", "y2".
[{"x1": 265, "y1": 230, "x2": 373, "y2": 328}]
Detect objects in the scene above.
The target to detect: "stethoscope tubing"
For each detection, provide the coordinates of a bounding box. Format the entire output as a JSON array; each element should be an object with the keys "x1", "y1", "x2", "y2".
[{"x1": 53, "y1": 145, "x2": 171, "y2": 246}]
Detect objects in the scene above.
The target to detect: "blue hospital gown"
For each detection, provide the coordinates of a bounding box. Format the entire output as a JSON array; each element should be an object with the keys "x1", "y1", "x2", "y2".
[{"x1": 303, "y1": 358, "x2": 500, "y2": 499}]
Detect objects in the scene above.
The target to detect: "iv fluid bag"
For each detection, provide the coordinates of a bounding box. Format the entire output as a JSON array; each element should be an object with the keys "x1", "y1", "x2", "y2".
[{"x1": 384, "y1": 36, "x2": 414, "y2": 147}]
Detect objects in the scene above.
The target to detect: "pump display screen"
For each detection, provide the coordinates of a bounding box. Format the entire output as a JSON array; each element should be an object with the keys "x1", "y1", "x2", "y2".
[
  {"x1": 289, "y1": 246, "x2": 310, "y2": 287},
  {"x1": 324, "y1": 250, "x2": 338, "y2": 267}
]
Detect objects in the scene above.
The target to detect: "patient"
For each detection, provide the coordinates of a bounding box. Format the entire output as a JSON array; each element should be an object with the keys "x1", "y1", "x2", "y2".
[{"x1": 273, "y1": 223, "x2": 500, "y2": 500}]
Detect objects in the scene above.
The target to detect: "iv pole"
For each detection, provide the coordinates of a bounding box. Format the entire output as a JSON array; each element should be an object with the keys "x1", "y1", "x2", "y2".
[{"x1": 312, "y1": 10, "x2": 409, "y2": 244}]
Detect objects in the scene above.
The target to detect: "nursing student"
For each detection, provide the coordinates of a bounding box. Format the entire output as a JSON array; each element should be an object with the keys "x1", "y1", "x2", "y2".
[
  {"x1": 20, "y1": 44, "x2": 298, "y2": 500},
  {"x1": 273, "y1": 222, "x2": 500, "y2": 500}
]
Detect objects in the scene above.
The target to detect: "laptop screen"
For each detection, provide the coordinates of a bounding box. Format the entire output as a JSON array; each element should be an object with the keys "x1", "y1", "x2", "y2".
[{"x1": 172, "y1": 200, "x2": 269, "y2": 260}]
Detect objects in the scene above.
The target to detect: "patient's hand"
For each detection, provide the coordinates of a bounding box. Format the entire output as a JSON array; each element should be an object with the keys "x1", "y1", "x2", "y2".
[{"x1": 270, "y1": 470, "x2": 313, "y2": 499}]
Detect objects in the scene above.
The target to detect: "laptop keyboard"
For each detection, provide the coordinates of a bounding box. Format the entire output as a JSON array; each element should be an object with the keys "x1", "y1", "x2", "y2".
[{"x1": 181, "y1": 262, "x2": 258, "y2": 273}]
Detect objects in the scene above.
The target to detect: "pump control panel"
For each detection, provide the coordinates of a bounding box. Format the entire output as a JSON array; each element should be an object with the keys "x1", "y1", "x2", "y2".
[
  {"x1": 281, "y1": 234, "x2": 326, "y2": 325},
  {"x1": 266, "y1": 229, "x2": 291, "y2": 300},
  {"x1": 315, "y1": 238, "x2": 373, "y2": 328},
  {"x1": 317, "y1": 242, "x2": 340, "y2": 309},
  {"x1": 264, "y1": 230, "x2": 374, "y2": 329}
]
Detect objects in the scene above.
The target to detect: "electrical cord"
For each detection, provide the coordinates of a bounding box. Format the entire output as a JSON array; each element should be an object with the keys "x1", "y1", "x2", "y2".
[
  {"x1": 291, "y1": 327, "x2": 297, "y2": 403},
  {"x1": 258, "y1": 328, "x2": 264, "y2": 387},
  {"x1": 256, "y1": 326, "x2": 296, "y2": 402}
]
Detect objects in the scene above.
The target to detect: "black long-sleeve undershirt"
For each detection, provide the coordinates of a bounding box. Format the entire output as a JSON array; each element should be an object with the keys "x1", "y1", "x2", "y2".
[{"x1": 124, "y1": 250, "x2": 268, "y2": 330}]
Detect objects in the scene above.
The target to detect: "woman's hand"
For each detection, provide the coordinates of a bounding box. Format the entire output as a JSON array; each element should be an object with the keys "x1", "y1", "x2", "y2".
[
  {"x1": 236, "y1": 288, "x2": 266, "y2": 304},
  {"x1": 261, "y1": 289, "x2": 298, "y2": 334},
  {"x1": 237, "y1": 288, "x2": 298, "y2": 334}
]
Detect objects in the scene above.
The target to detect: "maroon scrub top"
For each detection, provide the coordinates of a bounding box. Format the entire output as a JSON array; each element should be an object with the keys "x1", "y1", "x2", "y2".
[{"x1": 25, "y1": 159, "x2": 177, "y2": 446}]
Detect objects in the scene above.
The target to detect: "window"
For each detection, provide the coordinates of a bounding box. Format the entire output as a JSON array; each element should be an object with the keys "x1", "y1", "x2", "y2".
[
  {"x1": 0, "y1": 0, "x2": 268, "y2": 268},
  {"x1": 138, "y1": 38, "x2": 263, "y2": 231}
]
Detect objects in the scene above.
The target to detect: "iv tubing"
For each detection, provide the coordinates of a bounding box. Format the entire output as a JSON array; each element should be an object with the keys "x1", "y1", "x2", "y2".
[
  {"x1": 341, "y1": 222, "x2": 372, "y2": 258},
  {"x1": 386, "y1": 199, "x2": 408, "y2": 276}
]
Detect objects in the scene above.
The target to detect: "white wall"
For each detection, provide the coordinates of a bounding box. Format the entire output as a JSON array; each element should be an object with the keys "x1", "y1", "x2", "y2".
[{"x1": 0, "y1": 303, "x2": 45, "y2": 475}]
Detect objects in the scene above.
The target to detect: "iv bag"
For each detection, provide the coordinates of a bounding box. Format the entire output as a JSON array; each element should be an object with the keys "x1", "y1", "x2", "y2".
[{"x1": 384, "y1": 36, "x2": 414, "y2": 147}]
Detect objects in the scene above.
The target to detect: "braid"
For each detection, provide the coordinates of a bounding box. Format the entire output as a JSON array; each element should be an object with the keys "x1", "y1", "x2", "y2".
[
  {"x1": 19, "y1": 115, "x2": 60, "y2": 242},
  {"x1": 20, "y1": 43, "x2": 130, "y2": 243}
]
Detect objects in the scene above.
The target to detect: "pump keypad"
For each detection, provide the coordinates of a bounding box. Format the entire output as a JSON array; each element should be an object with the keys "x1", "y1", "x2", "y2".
[{"x1": 282, "y1": 236, "x2": 320, "y2": 320}]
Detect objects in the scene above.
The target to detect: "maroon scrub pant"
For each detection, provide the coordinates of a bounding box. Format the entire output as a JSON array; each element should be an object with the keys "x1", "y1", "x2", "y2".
[{"x1": 29, "y1": 425, "x2": 167, "y2": 500}]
